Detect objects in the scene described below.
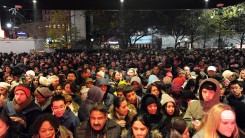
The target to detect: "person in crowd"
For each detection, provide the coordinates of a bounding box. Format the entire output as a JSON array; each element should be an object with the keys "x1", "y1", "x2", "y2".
[
  {"x1": 130, "y1": 76, "x2": 144, "y2": 97},
  {"x1": 95, "y1": 77, "x2": 114, "y2": 109},
  {"x1": 66, "y1": 71, "x2": 78, "y2": 84},
  {"x1": 139, "y1": 94, "x2": 162, "y2": 130},
  {"x1": 76, "y1": 68, "x2": 91, "y2": 86},
  {"x1": 80, "y1": 87, "x2": 89, "y2": 102},
  {"x1": 85, "y1": 78, "x2": 94, "y2": 88},
  {"x1": 31, "y1": 113, "x2": 73, "y2": 138},
  {"x1": 224, "y1": 79, "x2": 245, "y2": 104},
  {"x1": 206, "y1": 65, "x2": 217, "y2": 78},
  {"x1": 51, "y1": 95, "x2": 80, "y2": 134},
  {"x1": 0, "y1": 82, "x2": 11, "y2": 112},
  {"x1": 169, "y1": 82, "x2": 186, "y2": 113},
  {"x1": 151, "y1": 66, "x2": 164, "y2": 81},
  {"x1": 0, "y1": 115, "x2": 21, "y2": 137},
  {"x1": 123, "y1": 85, "x2": 141, "y2": 110},
  {"x1": 146, "y1": 81, "x2": 162, "y2": 101},
  {"x1": 34, "y1": 86, "x2": 53, "y2": 113},
  {"x1": 78, "y1": 86, "x2": 104, "y2": 121},
  {"x1": 168, "y1": 117, "x2": 190, "y2": 138},
  {"x1": 114, "y1": 85, "x2": 125, "y2": 98},
  {"x1": 63, "y1": 81, "x2": 82, "y2": 106},
  {"x1": 183, "y1": 78, "x2": 220, "y2": 136},
  {"x1": 193, "y1": 103, "x2": 239, "y2": 138},
  {"x1": 124, "y1": 113, "x2": 161, "y2": 138},
  {"x1": 62, "y1": 93, "x2": 80, "y2": 117},
  {"x1": 30, "y1": 76, "x2": 39, "y2": 92},
  {"x1": 1, "y1": 84, "x2": 42, "y2": 137},
  {"x1": 108, "y1": 97, "x2": 131, "y2": 134},
  {"x1": 48, "y1": 75, "x2": 60, "y2": 91},
  {"x1": 159, "y1": 94, "x2": 181, "y2": 137},
  {"x1": 75, "y1": 103, "x2": 121, "y2": 138},
  {"x1": 53, "y1": 84, "x2": 64, "y2": 95}
]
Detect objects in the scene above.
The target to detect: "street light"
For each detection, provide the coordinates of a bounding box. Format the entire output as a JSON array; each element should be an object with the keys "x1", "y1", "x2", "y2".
[{"x1": 148, "y1": 28, "x2": 153, "y2": 48}]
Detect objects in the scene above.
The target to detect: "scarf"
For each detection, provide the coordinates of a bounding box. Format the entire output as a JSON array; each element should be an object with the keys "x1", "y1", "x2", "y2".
[{"x1": 13, "y1": 96, "x2": 33, "y2": 113}]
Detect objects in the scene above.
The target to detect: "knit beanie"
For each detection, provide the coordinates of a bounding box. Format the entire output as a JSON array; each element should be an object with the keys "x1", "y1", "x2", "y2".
[
  {"x1": 171, "y1": 83, "x2": 182, "y2": 92},
  {"x1": 14, "y1": 86, "x2": 31, "y2": 98},
  {"x1": 0, "y1": 82, "x2": 11, "y2": 90},
  {"x1": 145, "y1": 96, "x2": 157, "y2": 107},
  {"x1": 147, "y1": 75, "x2": 160, "y2": 86},
  {"x1": 161, "y1": 94, "x2": 175, "y2": 106},
  {"x1": 35, "y1": 87, "x2": 52, "y2": 98},
  {"x1": 97, "y1": 71, "x2": 105, "y2": 78},
  {"x1": 48, "y1": 75, "x2": 59, "y2": 84},
  {"x1": 39, "y1": 76, "x2": 50, "y2": 86}
]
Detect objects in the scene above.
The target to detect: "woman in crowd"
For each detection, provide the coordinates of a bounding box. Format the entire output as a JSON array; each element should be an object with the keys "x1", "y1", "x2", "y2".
[
  {"x1": 193, "y1": 103, "x2": 239, "y2": 138},
  {"x1": 159, "y1": 94, "x2": 181, "y2": 137},
  {"x1": 146, "y1": 82, "x2": 162, "y2": 102},
  {"x1": 168, "y1": 117, "x2": 190, "y2": 138},
  {"x1": 0, "y1": 115, "x2": 14, "y2": 138},
  {"x1": 31, "y1": 113, "x2": 73, "y2": 138}
]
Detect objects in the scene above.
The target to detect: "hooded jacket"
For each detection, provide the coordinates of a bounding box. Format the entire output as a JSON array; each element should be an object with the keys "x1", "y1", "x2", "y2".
[
  {"x1": 95, "y1": 78, "x2": 114, "y2": 110},
  {"x1": 75, "y1": 118, "x2": 121, "y2": 138},
  {"x1": 130, "y1": 76, "x2": 144, "y2": 97},
  {"x1": 183, "y1": 78, "x2": 220, "y2": 135},
  {"x1": 78, "y1": 86, "x2": 104, "y2": 122},
  {"x1": 139, "y1": 94, "x2": 163, "y2": 130}
]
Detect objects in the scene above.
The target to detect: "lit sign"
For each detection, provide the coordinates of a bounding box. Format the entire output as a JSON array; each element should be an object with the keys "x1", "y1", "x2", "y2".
[
  {"x1": 17, "y1": 32, "x2": 26, "y2": 36},
  {"x1": 130, "y1": 35, "x2": 152, "y2": 44}
]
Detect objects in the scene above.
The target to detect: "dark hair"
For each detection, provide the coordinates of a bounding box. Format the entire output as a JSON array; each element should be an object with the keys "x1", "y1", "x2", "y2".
[
  {"x1": 90, "y1": 103, "x2": 108, "y2": 116},
  {"x1": 0, "y1": 115, "x2": 10, "y2": 127},
  {"x1": 131, "y1": 114, "x2": 150, "y2": 129},
  {"x1": 67, "y1": 71, "x2": 77, "y2": 78},
  {"x1": 113, "y1": 97, "x2": 126, "y2": 109},
  {"x1": 123, "y1": 85, "x2": 135, "y2": 96},
  {"x1": 51, "y1": 95, "x2": 66, "y2": 106},
  {"x1": 31, "y1": 113, "x2": 59, "y2": 135},
  {"x1": 116, "y1": 85, "x2": 125, "y2": 92},
  {"x1": 229, "y1": 79, "x2": 243, "y2": 89},
  {"x1": 169, "y1": 117, "x2": 187, "y2": 134},
  {"x1": 64, "y1": 81, "x2": 78, "y2": 93}
]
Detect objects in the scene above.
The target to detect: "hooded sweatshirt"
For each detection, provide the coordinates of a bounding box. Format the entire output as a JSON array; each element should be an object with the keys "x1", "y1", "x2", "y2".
[
  {"x1": 130, "y1": 76, "x2": 144, "y2": 97},
  {"x1": 78, "y1": 86, "x2": 104, "y2": 121},
  {"x1": 183, "y1": 78, "x2": 220, "y2": 135}
]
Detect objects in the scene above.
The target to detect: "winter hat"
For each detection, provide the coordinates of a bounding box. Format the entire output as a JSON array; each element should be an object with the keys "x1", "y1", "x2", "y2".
[
  {"x1": 39, "y1": 76, "x2": 50, "y2": 86},
  {"x1": 0, "y1": 82, "x2": 11, "y2": 90},
  {"x1": 118, "y1": 80, "x2": 127, "y2": 86},
  {"x1": 173, "y1": 77, "x2": 185, "y2": 86},
  {"x1": 222, "y1": 70, "x2": 233, "y2": 79},
  {"x1": 182, "y1": 90, "x2": 197, "y2": 100},
  {"x1": 130, "y1": 76, "x2": 142, "y2": 85},
  {"x1": 161, "y1": 94, "x2": 175, "y2": 106},
  {"x1": 147, "y1": 75, "x2": 160, "y2": 86},
  {"x1": 145, "y1": 96, "x2": 157, "y2": 107},
  {"x1": 86, "y1": 78, "x2": 94, "y2": 83},
  {"x1": 97, "y1": 71, "x2": 105, "y2": 78},
  {"x1": 166, "y1": 72, "x2": 173, "y2": 78},
  {"x1": 48, "y1": 75, "x2": 59, "y2": 84},
  {"x1": 35, "y1": 87, "x2": 52, "y2": 98},
  {"x1": 171, "y1": 83, "x2": 182, "y2": 92},
  {"x1": 80, "y1": 88, "x2": 89, "y2": 95},
  {"x1": 200, "y1": 81, "x2": 216, "y2": 91},
  {"x1": 26, "y1": 70, "x2": 35, "y2": 77},
  {"x1": 14, "y1": 85, "x2": 31, "y2": 98}
]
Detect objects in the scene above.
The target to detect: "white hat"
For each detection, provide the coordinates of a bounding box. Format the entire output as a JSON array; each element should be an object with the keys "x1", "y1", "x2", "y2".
[
  {"x1": 48, "y1": 75, "x2": 59, "y2": 84},
  {"x1": 207, "y1": 66, "x2": 216, "y2": 72},
  {"x1": 26, "y1": 70, "x2": 35, "y2": 77},
  {"x1": 39, "y1": 76, "x2": 50, "y2": 86},
  {"x1": 0, "y1": 82, "x2": 11, "y2": 90},
  {"x1": 97, "y1": 71, "x2": 105, "y2": 78}
]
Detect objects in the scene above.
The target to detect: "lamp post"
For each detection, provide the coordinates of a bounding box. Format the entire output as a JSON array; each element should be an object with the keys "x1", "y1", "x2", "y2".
[
  {"x1": 148, "y1": 28, "x2": 153, "y2": 48},
  {"x1": 91, "y1": 38, "x2": 94, "y2": 49}
]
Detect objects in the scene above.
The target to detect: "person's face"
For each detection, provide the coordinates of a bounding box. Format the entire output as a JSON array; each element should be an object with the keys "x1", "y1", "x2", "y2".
[
  {"x1": 217, "y1": 110, "x2": 236, "y2": 137},
  {"x1": 83, "y1": 69, "x2": 91, "y2": 78},
  {"x1": 55, "y1": 86, "x2": 63, "y2": 94},
  {"x1": 35, "y1": 93, "x2": 46, "y2": 104},
  {"x1": 86, "y1": 81, "x2": 93, "y2": 88},
  {"x1": 165, "y1": 102, "x2": 175, "y2": 115},
  {"x1": 132, "y1": 120, "x2": 149, "y2": 138},
  {"x1": 132, "y1": 81, "x2": 140, "y2": 90},
  {"x1": 230, "y1": 84, "x2": 243, "y2": 98},
  {"x1": 240, "y1": 70, "x2": 245, "y2": 80},
  {"x1": 67, "y1": 73, "x2": 76, "y2": 81},
  {"x1": 0, "y1": 119, "x2": 9, "y2": 137},
  {"x1": 116, "y1": 100, "x2": 128, "y2": 116},
  {"x1": 99, "y1": 85, "x2": 108, "y2": 93},
  {"x1": 201, "y1": 89, "x2": 215, "y2": 102},
  {"x1": 182, "y1": 127, "x2": 190, "y2": 138},
  {"x1": 64, "y1": 84, "x2": 72, "y2": 94},
  {"x1": 114, "y1": 72, "x2": 120, "y2": 81},
  {"x1": 33, "y1": 79, "x2": 39, "y2": 86},
  {"x1": 89, "y1": 110, "x2": 107, "y2": 131},
  {"x1": 39, "y1": 121, "x2": 55, "y2": 138},
  {"x1": 125, "y1": 91, "x2": 137, "y2": 104},
  {"x1": 152, "y1": 67, "x2": 159, "y2": 75},
  {"x1": 147, "y1": 103, "x2": 157, "y2": 115},
  {"x1": 52, "y1": 79, "x2": 59, "y2": 87},
  {"x1": 0, "y1": 87, "x2": 7, "y2": 98},
  {"x1": 5, "y1": 67, "x2": 11, "y2": 73},
  {"x1": 117, "y1": 91, "x2": 124, "y2": 98},
  {"x1": 220, "y1": 84, "x2": 226, "y2": 96},
  {"x1": 151, "y1": 86, "x2": 160, "y2": 98},
  {"x1": 5, "y1": 76, "x2": 12, "y2": 84},
  {"x1": 14, "y1": 90, "x2": 28, "y2": 104},
  {"x1": 52, "y1": 100, "x2": 66, "y2": 118},
  {"x1": 207, "y1": 70, "x2": 216, "y2": 77}
]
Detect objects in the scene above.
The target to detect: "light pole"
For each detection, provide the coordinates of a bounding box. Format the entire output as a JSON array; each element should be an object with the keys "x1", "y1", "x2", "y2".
[
  {"x1": 148, "y1": 28, "x2": 153, "y2": 48},
  {"x1": 217, "y1": 3, "x2": 224, "y2": 49}
]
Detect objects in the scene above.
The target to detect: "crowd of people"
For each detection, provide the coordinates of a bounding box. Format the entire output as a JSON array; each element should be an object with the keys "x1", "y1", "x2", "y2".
[{"x1": 0, "y1": 47, "x2": 244, "y2": 138}]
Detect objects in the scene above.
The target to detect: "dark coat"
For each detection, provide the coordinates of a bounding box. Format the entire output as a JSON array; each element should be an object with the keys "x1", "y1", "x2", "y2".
[{"x1": 75, "y1": 118, "x2": 121, "y2": 138}]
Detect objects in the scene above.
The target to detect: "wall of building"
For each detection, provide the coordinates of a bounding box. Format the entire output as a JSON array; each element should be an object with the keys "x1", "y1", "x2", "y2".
[
  {"x1": 70, "y1": 10, "x2": 86, "y2": 40},
  {"x1": 0, "y1": 38, "x2": 45, "y2": 54}
]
